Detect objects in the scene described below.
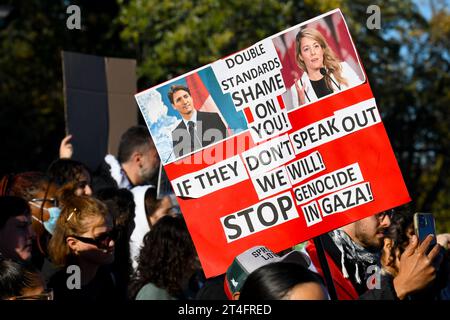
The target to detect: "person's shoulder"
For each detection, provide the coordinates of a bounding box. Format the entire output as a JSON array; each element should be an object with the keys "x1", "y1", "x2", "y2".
[
  {"x1": 48, "y1": 267, "x2": 66, "y2": 285},
  {"x1": 171, "y1": 119, "x2": 185, "y2": 132},
  {"x1": 135, "y1": 282, "x2": 175, "y2": 300},
  {"x1": 41, "y1": 258, "x2": 60, "y2": 283},
  {"x1": 47, "y1": 268, "x2": 71, "y2": 298},
  {"x1": 195, "y1": 275, "x2": 228, "y2": 300},
  {"x1": 197, "y1": 110, "x2": 219, "y2": 119},
  {"x1": 197, "y1": 111, "x2": 223, "y2": 126},
  {"x1": 137, "y1": 282, "x2": 159, "y2": 294}
]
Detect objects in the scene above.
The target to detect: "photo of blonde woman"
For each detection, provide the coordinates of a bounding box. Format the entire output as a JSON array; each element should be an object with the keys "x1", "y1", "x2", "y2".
[{"x1": 293, "y1": 28, "x2": 363, "y2": 105}]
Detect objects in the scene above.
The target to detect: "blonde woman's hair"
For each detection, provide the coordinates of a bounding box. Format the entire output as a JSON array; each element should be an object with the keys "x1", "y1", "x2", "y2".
[
  {"x1": 48, "y1": 196, "x2": 109, "y2": 266},
  {"x1": 295, "y1": 28, "x2": 348, "y2": 89}
]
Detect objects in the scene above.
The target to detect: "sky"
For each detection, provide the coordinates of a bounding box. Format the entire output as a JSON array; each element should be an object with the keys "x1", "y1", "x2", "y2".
[{"x1": 414, "y1": 0, "x2": 450, "y2": 20}]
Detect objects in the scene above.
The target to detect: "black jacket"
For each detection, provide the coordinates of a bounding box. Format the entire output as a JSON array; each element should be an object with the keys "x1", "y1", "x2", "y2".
[{"x1": 171, "y1": 111, "x2": 228, "y2": 158}]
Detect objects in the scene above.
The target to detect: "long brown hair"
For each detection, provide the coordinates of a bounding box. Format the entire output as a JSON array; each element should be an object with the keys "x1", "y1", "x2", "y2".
[
  {"x1": 48, "y1": 196, "x2": 109, "y2": 266},
  {"x1": 295, "y1": 28, "x2": 348, "y2": 89}
]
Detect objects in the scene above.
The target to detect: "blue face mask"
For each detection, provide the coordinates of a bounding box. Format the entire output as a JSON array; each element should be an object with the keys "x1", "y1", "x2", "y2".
[
  {"x1": 29, "y1": 203, "x2": 61, "y2": 235},
  {"x1": 43, "y1": 207, "x2": 61, "y2": 235}
]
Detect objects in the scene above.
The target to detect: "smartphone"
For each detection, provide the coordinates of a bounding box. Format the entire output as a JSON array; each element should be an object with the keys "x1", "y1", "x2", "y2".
[{"x1": 413, "y1": 212, "x2": 437, "y2": 247}]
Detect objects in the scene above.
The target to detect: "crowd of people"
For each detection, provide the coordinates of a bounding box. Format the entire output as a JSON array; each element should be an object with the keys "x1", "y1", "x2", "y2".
[{"x1": 0, "y1": 125, "x2": 449, "y2": 301}]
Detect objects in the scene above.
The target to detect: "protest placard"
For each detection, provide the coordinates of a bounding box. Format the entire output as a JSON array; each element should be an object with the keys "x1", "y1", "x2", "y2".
[
  {"x1": 135, "y1": 9, "x2": 410, "y2": 277},
  {"x1": 62, "y1": 52, "x2": 137, "y2": 171}
]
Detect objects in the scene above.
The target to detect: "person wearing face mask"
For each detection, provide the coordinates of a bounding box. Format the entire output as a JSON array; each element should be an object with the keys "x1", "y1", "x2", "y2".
[
  {"x1": 28, "y1": 200, "x2": 61, "y2": 235},
  {"x1": 0, "y1": 196, "x2": 35, "y2": 263},
  {"x1": 0, "y1": 172, "x2": 62, "y2": 274}
]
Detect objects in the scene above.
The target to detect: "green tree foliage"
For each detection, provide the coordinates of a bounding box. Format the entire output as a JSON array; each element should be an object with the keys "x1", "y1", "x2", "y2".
[
  {"x1": 339, "y1": 1, "x2": 449, "y2": 232},
  {"x1": 0, "y1": 0, "x2": 129, "y2": 175},
  {"x1": 116, "y1": 0, "x2": 299, "y2": 87}
]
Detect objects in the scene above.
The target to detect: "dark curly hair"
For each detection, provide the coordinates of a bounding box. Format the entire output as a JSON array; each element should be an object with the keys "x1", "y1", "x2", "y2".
[
  {"x1": 386, "y1": 209, "x2": 414, "y2": 256},
  {"x1": 128, "y1": 215, "x2": 197, "y2": 299},
  {"x1": 47, "y1": 158, "x2": 91, "y2": 188}
]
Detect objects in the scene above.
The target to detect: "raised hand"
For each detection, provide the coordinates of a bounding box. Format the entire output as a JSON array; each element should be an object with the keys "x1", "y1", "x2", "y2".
[
  {"x1": 294, "y1": 80, "x2": 306, "y2": 106},
  {"x1": 59, "y1": 134, "x2": 73, "y2": 159}
]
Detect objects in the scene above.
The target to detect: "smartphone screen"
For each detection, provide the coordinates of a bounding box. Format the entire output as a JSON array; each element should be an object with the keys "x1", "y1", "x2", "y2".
[{"x1": 414, "y1": 213, "x2": 437, "y2": 246}]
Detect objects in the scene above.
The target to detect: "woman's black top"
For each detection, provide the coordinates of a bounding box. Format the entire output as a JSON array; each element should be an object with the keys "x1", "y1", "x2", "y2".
[{"x1": 310, "y1": 77, "x2": 333, "y2": 98}]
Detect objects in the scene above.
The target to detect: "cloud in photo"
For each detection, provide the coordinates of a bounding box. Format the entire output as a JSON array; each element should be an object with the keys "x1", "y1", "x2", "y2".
[{"x1": 136, "y1": 90, "x2": 180, "y2": 163}]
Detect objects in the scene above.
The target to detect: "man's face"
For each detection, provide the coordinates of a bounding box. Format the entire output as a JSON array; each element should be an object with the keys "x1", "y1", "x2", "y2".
[
  {"x1": 172, "y1": 89, "x2": 194, "y2": 119},
  {"x1": 138, "y1": 146, "x2": 160, "y2": 184},
  {"x1": 353, "y1": 214, "x2": 391, "y2": 251},
  {"x1": 0, "y1": 214, "x2": 34, "y2": 261}
]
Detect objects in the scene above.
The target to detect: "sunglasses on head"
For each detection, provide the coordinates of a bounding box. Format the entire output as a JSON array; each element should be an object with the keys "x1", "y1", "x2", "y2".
[{"x1": 69, "y1": 229, "x2": 118, "y2": 250}]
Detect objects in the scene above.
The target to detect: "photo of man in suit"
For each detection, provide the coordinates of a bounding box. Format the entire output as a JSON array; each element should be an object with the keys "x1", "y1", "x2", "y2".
[{"x1": 168, "y1": 85, "x2": 228, "y2": 158}]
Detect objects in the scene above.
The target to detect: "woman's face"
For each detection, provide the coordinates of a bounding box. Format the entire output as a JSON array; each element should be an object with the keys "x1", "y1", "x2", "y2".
[
  {"x1": 69, "y1": 215, "x2": 115, "y2": 266},
  {"x1": 73, "y1": 169, "x2": 93, "y2": 197},
  {"x1": 148, "y1": 196, "x2": 176, "y2": 227},
  {"x1": 0, "y1": 214, "x2": 34, "y2": 261},
  {"x1": 299, "y1": 36, "x2": 324, "y2": 73}
]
